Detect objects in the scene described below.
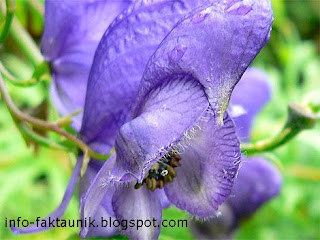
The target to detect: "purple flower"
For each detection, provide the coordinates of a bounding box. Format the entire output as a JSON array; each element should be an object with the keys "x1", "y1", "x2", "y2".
[
  {"x1": 228, "y1": 68, "x2": 282, "y2": 221},
  {"x1": 190, "y1": 68, "x2": 282, "y2": 239},
  {"x1": 80, "y1": 1, "x2": 273, "y2": 239},
  {"x1": 12, "y1": 0, "x2": 132, "y2": 235},
  {"x1": 12, "y1": 0, "x2": 273, "y2": 239},
  {"x1": 41, "y1": 0, "x2": 132, "y2": 130},
  {"x1": 228, "y1": 157, "x2": 282, "y2": 220}
]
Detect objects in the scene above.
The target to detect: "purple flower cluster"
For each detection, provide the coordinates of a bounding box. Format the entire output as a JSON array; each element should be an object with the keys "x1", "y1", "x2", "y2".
[{"x1": 12, "y1": 0, "x2": 282, "y2": 239}]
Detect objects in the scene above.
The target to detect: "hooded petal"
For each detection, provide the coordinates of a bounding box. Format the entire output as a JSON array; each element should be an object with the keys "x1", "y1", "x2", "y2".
[
  {"x1": 80, "y1": 159, "x2": 118, "y2": 237},
  {"x1": 112, "y1": 184, "x2": 162, "y2": 240},
  {"x1": 80, "y1": 0, "x2": 217, "y2": 153},
  {"x1": 42, "y1": 0, "x2": 131, "y2": 129},
  {"x1": 228, "y1": 156, "x2": 282, "y2": 219},
  {"x1": 11, "y1": 157, "x2": 83, "y2": 234},
  {"x1": 114, "y1": 75, "x2": 209, "y2": 181},
  {"x1": 164, "y1": 113, "x2": 241, "y2": 218},
  {"x1": 113, "y1": 0, "x2": 269, "y2": 190},
  {"x1": 133, "y1": 1, "x2": 273, "y2": 124},
  {"x1": 229, "y1": 68, "x2": 272, "y2": 141}
]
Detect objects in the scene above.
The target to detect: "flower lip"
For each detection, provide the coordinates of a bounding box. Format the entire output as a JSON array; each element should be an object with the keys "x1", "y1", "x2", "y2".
[{"x1": 114, "y1": 73, "x2": 209, "y2": 182}]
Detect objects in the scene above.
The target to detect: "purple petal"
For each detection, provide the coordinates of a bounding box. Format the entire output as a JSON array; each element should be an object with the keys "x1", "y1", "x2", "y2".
[
  {"x1": 85, "y1": 206, "x2": 118, "y2": 238},
  {"x1": 80, "y1": 153, "x2": 165, "y2": 239},
  {"x1": 112, "y1": 184, "x2": 162, "y2": 240},
  {"x1": 133, "y1": 1, "x2": 273, "y2": 124},
  {"x1": 114, "y1": 76, "x2": 209, "y2": 181},
  {"x1": 42, "y1": 0, "x2": 131, "y2": 130},
  {"x1": 80, "y1": 154, "x2": 118, "y2": 238},
  {"x1": 49, "y1": 51, "x2": 95, "y2": 129},
  {"x1": 157, "y1": 190, "x2": 171, "y2": 209},
  {"x1": 11, "y1": 157, "x2": 83, "y2": 234},
  {"x1": 229, "y1": 68, "x2": 272, "y2": 141},
  {"x1": 80, "y1": 159, "x2": 118, "y2": 237},
  {"x1": 164, "y1": 113, "x2": 241, "y2": 218},
  {"x1": 228, "y1": 156, "x2": 282, "y2": 219},
  {"x1": 80, "y1": 0, "x2": 211, "y2": 152},
  {"x1": 190, "y1": 203, "x2": 234, "y2": 240}
]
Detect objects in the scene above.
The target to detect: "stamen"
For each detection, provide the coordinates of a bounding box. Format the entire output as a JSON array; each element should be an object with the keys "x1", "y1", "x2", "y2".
[
  {"x1": 164, "y1": 174, "x2": 173, "y2": 183},
  {"x1": 167, "y1": 166, "x2": 176, "y2": 177},
  {"x1": 134, "y1": 182, "x2": 143, "y2": 189},
  {"x1": 157, "y1": 180, "x2": 164, "y2": 189},
  {"x1": 171, "y1": 158, "x2": 181, "y2": 167},
  {"x1": 150, "y1": 178, "x2": 157, "y2": 191},
  {"x1": 134, "y1": 151, "x2": 182, "y2": 191},
  {"x1": 146, "y1": 178, "x2": 152, "y2": 189},
  {"x1": 160, "y1": 170, "x2": 169, "y2": 177},
  {"x1": 173, "y1": 154, "x2": 182, "y2": 161}
]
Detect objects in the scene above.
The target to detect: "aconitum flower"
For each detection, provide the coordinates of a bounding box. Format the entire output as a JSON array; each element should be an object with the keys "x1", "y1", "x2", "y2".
[
  {"x1": 228, "y1": 68, "x2": 282, "y2": 220},
  {"x1": 191, "y1": 69, "x2": 282, "y2": 239},
  {"x1": 41, "y1": 0, "x2": 132, "y2": 130},
  {"x1": 12, "y1": 0, "x2": 132, "y2": 235},
  {"x1": 80, "y1": 1, "x2": 273, "y2": 239},
  {"x1": 228, "y1": 157, "x2": 282, "y2": 220},
  {"x1": 12, "y1": 0, "x2": 273, "y2": 239}
]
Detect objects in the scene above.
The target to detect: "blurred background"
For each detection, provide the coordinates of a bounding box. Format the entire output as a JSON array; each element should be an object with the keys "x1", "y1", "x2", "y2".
[{"x1": 0, "y1": 0, "x2": 319, "y2": 239}]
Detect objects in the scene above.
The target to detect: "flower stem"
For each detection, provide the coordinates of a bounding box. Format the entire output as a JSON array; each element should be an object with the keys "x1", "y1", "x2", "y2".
[
  {"x1": 8, "y1": 17, "x2": 43, "y2": 66},
  {"x1": 27, "y1": 0, "x2": 44, "y2": 17},
  {"x1": 0, "y1": 74, "x2": 109, "y2": 160},
  {"x1": 55, "y1": 109, "x2": 83, "y2": 128},
  {"x1": 0, "y1": 61, "x2": 51, "y2": 87},
  {"x1": 0, "y1": 0, "x2": 15, "y2": 43},
  {"x1": 17, "y1": 123, "x2": 69, "y2": 151},
  {"x1": 242, "y1": 103, "x2": 318, "y2": 155},
  {"x1": 241, "y1": 127, "x2": 297, "y2": 155},
  {"x1": 81, "y1": 150, "x2": 90, "y2": 176}
]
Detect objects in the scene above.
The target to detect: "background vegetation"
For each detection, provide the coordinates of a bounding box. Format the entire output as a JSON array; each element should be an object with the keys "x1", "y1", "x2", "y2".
[{"x1": 0, "y1": 0, "x2": 319, "y2": 239}]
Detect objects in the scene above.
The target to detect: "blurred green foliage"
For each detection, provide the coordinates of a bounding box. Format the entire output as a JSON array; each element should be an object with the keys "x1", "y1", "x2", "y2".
[{"x1": 0, "y1": 0, "x2": 319, "y2": 239}]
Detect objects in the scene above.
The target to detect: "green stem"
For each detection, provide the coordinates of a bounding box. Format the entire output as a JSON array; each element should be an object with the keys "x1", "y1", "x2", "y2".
[
  {"x1": 81, "y1": 150, "x2": 90, "y2": 176},
  {"x1": 0, "y1": 74, "x2": 108, "y2": 160},
  {"x1": 0, "y1": 61, "x2": 51, "y2": 87},
  {"x1": 55, "y1": 109, "x2": 83, "y2": 128},
  {"x1": 18, "y1": 123, "x2": 69, "y2": 151},
  {"x1": 242, "y1": 103, "x2": 318, "y2": 155},
  {"x1": 241, "y1": 127, "x2": 298, "y2": 155},
  {"x1": 9, "y1": 18, "x2": 43, "y2": 66},
  {"x1": 0, "y1": 0, "x2": 15, "y2": 43},
  {"x1": 27, "y1": 0, "x2": 44, "y2": 17}
]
